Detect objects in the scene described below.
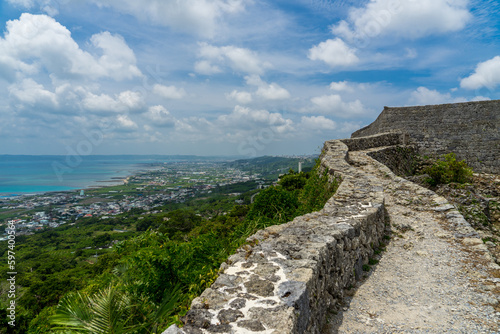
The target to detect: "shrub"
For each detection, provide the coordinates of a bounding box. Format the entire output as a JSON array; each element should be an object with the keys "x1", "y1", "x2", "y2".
[
  {"x1": 424, "y1": 153, "x2": 473, "y2": 186},
  {"x1": 278, "y1": 171, "x2": 308, "y2": 191},
  {"x1": 246, "y1": 186, "x2": 300, "y2": 223},
  {"x1": 298, "y1": 167, "x2": 340, "y2": 214}
]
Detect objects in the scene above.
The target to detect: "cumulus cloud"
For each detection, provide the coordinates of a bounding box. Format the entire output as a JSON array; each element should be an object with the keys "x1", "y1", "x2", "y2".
[
  {"x1": 329, "y1": 81, "x2": 354, "y2": 92},
  {"x1": 226, "y1": 90, "x2": 253, "y2": 104},
  {"x1": 194, "y1": 60, "x2": 222, "y2": 75},
  {"x1": 89, "y1": 32, "x2": 143, "y2": 80},
  {"x1": 196, "y1": 43, "x2": 271, "y2": 75},
  {"x1": 8, "y1": 78, "x2": 58, "y2": 109},
  {"x1": 0, "y1": 14, "x2": 142, "y2": 81},
  {"x1": 217, "y1": 105, "x2": 291, "y2": 130},
  {"x1": 307, "y1": 94, "x2": 368, "y2": 118},
  {"x1": 158, "y1": 105, "x2": 296, "y2": 145},
  {"x1": 153, "y1": 84, "x2": 187, "y2": 99},
  {"x1": 308, "y1": 38, "x2": 359, "y2": 67},
  {"x1": 145, "y1": 105, "x2": 175, "y2": 127},
  {"x1": 245, "y1": 75, "x2": 290, "y2": 100},
  {"x1": 82, "y1": 90, "x2": 144, "y2": 114},
  {"x1": 7, "y1": 77, "x2": 148, "y2": 117},
  {"x1": 409, "y1": 87, "x2": 466, "y2": 106},
  {"x1": 116, "y1": 115, "x2": 138, "y2": 131},
  {"x1": 332, "y1": 0, "x2": 471, "y2": 42},
  {"x1": 460, "y1": 56, "x2": 500, "y2": 90},
  {"x1": 256, "y1": 83, "x2": 291, "y2": 100},
  {"x1": 300, "y1": 116, "x2": 337, "y2": 131}
]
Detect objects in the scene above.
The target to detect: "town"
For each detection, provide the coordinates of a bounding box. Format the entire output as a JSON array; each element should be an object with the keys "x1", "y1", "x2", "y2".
[{"x1": 0, "y1": 157, "x2": 315, "y2": 239}]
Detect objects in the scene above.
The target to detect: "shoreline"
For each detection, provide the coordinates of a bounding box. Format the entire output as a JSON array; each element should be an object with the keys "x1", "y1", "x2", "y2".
[{"x1": 0, "y1": 171, "x2": 146, "y2": 200}]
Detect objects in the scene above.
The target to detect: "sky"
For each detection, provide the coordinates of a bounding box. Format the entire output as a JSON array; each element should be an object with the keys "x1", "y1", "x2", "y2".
[{"x1": 0, "y1": 0, "x2": 499, "y2": 157}]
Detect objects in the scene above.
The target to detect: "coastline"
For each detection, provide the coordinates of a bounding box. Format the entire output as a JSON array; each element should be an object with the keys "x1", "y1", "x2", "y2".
[{"x1": 0, "y1": 167, "x2": 154, "y2": 199}]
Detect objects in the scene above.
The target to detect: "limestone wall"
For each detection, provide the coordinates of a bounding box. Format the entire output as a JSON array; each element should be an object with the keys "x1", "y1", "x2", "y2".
[
  {"x1": 340, "y1": 132, "x2": 409, "y2": 152},
  {"x1": 351, "y1": 100, "x2": 500, "y2": 174},
  {"x1": 365, "y1": 146, "x2": 420, "y2": 177},
  {"x1": 164, "y1": 135, "x2": 398, "y2": 334}
]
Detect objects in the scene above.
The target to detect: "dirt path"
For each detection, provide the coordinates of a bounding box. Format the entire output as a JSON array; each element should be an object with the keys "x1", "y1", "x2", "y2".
[{"x1": 326, "y1": 150, "x2": 500, "y2": 333}]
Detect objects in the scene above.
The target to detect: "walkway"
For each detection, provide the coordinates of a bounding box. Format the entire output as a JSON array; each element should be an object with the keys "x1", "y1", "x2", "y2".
[{"x1": 326, "y1": 149, "x2": 500, "y2": 333}]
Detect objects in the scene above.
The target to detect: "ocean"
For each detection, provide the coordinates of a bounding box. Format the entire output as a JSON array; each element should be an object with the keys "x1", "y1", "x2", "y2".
[{"x1": 0, "y1": 155, "x2": 175, "y2": 197}]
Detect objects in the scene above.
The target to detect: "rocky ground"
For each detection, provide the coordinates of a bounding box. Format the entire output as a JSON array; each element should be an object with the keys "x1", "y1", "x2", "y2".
[
  {"x1": 325, "y1": 151, "x2": 500, "y2": 333},
  {"x1": 409, "y1": 173, "x2": 500, "y2": 265}
]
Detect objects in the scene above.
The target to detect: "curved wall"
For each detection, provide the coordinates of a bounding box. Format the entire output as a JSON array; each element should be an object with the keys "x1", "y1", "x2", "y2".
[
  {"x1": 351, "y1": 100, "x2": 500, "y2": 174},
  {"x1": 164, "y1": 136, "x2": 393, "y2": 334}
]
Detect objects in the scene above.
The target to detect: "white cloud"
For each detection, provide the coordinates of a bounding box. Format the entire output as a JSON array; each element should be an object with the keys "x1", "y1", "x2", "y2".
[
  {"x1": 8, "y1": 78, "x2": 58, "y2": 108},
  {"x1": 0, "y1": 14, "x2": 142, "y2": 81},
  {"x1": 217, "y1": 105, "x2": 291, "y2": 129},
  {"x1": 145, "y1": 105, "x2": 175, "y2": 127},
  {"x1": 329, "y1": 81, "x2": 354, "y2": 92},
  {"x1": 332, "y1": 0, "x2": 471, "y2": 42},
  {"x1": 460, "y1": 56, "x2": 500, "y2": 90},
  {"x1": 308, "y1": 94, "x2": 368, "y2": 118},
  {"x1": 166, "y1": 105, "x2": 294, "y2": 146},
  {"x1": 89, "y1": 32, "x2": 143, "y2": 80},
  {"x1": 226, "y1": 90, "x2": 252, "y2": 104},
  {"x1": 82, "y1": 93, "x2": 122, "y2": 113},
  {"x1": 153, "y1": 84, "x2": 187, "y2": 99},
  {"x1": 308, "y1": 38, "x2": 359, "y2": 67},
  {"x1": 116, "y1": 115, "x2": 138, "y2": 130},
  {"x1": 90, "y1": 0, "x2": 245, "y2": 37},
  {"x1": 194, "y1": 60, "x2": 222, "y2": 75},
  {"x1": 6, "y1": 78, "x2": 148, "y2": 117},
  {"x1": 300, "y1": 116, "x2": 337, "y2": 131},
  {"x1": 256, "y1": 83, "x2": 290, "y2": 100},
  {"x1": 117, "y1": 91, "x2": 145, "y2": 111},
  {"x1": 245, "y1": 75, "x2": 290, "y2": 100},
  {"x1": 82, "y1": 90, "x2": 144, "y2": 114},
  {"x1": 409, "y1": 87, "x2": 466, "y2": 106},
  {"x1": 196, "y1": 43, "x2": 271, "y2": 75}
]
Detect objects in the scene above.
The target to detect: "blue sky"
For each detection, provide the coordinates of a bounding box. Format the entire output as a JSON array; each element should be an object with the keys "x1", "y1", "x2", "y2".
[{"x1": 0, "y1": 0, "x2": 499, "y2": 157}]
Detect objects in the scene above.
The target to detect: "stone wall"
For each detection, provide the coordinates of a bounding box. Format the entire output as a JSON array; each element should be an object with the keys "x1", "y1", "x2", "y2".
[
  {"x1": 164, "y1": 134, "x2": 400, "y2": 334},
  {"x1": 351, "y1": 100, "x2": 500, "y2": 174},
  {"x1": 340, "y1": 132, "x2": 409, "y2": 152},
  {"x1": 365, "y1": 145, "x2": 420, "y2": 177}
]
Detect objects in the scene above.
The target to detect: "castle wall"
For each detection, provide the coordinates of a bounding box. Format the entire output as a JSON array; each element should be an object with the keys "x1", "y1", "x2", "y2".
[
  {"x1": 164, "y1": 132, "x2": 480, "y2": 334},
  {"x1": 164, "y1": 136, "x2": 391, "y2": 334},
  {"x1": 351, "y1": 100, "x2": 500, "y2": 174}
]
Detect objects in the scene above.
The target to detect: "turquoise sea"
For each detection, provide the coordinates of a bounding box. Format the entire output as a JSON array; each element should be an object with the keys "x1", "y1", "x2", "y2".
[{"x1": 0, "y1": 155, "x2": 181, "y2": 197}]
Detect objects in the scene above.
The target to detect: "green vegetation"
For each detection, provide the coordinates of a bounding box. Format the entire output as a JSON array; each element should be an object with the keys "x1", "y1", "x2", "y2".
[
  {"x1": 0, "y1": 159, "x2": 339, "y2": 333},
  {"x1": 422, "y1": 153, "x2": 473, "y2": 186},
  {"x1": 225, "y1": 156, "x2": 316, "y2": 180}
]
